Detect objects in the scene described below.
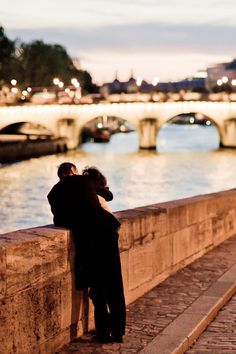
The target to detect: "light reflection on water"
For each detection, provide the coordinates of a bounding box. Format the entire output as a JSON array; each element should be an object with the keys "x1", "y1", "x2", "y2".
[{"x1": 1, "y1": 124, "x2": 236, "y2": 234}]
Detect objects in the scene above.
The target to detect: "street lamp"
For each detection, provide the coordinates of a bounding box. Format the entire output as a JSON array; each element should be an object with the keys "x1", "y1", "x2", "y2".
[
  {"x1": 53, "y1": 78, "x2": 60, "y2": 85},
  {"x1": 11, "y1": 79, "x2": 17, "y2": 86}
]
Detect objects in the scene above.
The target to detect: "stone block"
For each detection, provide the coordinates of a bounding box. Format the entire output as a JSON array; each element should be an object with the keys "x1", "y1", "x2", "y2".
[
  {"x1": 152, "y1": 235, "x2": 173, "y2": 276},
  {"x1": 0, "y1": 246, "x2": 6, "y2": 300},
  {"x1": 118, "y1": 219, "x2": 133, "y2": 251},
  {"x1": 120, "y1": 251, "x2": 129, "y2": 295},
  {"x1": 212, "y1": 210, "x2": 236, "y2": 246},
  {"x1": 60, "y1": 272, "x2": 81, "y2": 330},
  {"x1": 197, "y1": 218, "x2": 213, "y2": 250},
  {"x1": 173, "y1": 225, "x2": 198, "y2": 265},
  {"x1": 0, "y1": 279, "x2": 62, "y2": 354},
  {"x1": 187, "y1": 199, "x2": 208, "y2": 225},
  {"x1": 5, "y1": 230, "x2": 69, "y2": 296},
  {"x1": 168, "y1": 204, "x2": 188, "y2": 234},
  {"x1": 128, "y1": 242, "x2": 153, "y2": 291}
]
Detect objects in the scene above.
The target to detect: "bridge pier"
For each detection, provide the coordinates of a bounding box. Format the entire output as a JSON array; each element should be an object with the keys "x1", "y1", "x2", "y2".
[
  {"x1": 57, "y1": 119, "x2": 79, "y2": 149},
  {"x1": 220, "y1": 119, "x2": 236, "y2": 148},
  {"x1": 138, "y1": 118, "x2": 158, "y2": 149}
]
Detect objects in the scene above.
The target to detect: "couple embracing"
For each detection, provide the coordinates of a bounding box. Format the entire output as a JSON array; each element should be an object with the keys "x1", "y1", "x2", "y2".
[{"x1": 47, "y1": 162, "x2": 126, "y2": 343}]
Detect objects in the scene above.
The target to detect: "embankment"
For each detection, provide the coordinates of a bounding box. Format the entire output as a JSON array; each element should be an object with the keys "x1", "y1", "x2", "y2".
[
  {"x1": 1, "y1": 189, "x2": 236, "y2": 353},
  {"x1": 0, "y1": 137, "x2": 68, "y2": 163}
]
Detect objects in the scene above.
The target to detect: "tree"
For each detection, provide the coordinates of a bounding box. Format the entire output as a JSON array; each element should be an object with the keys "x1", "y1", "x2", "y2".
[
  {"x1": 18, "y1": 40, "x2": 96, "y2": 93},
  {"x1": 0, "y1": 26, "x2": 19, "y2": 85},
  {"x1": 0, "y1": 26, "x2": 96, "y2": 94}
]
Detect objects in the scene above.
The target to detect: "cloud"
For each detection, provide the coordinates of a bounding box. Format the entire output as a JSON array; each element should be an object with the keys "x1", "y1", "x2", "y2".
[{"x1": 6, "y1": 21, "x2": 236, "y2": 57}]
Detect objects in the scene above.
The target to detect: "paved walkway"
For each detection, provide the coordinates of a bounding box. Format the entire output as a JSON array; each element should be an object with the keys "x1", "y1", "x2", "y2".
[
  {"x1": 57, "y1": 235, "x2": 236, "y2": 354},
  {"x1": 186, "y1": 293, "x2": 236, "y2": 353}
]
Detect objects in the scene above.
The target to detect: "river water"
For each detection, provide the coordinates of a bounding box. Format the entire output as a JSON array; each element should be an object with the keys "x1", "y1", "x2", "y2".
[{"x1": 1, "y1": 124, "x2": 236, "y2": 234}]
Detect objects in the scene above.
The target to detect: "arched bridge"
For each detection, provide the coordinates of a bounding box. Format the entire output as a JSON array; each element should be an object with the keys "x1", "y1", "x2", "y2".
[{"x1": 1, "y1": 101, "x2": 236, "y2": 149}]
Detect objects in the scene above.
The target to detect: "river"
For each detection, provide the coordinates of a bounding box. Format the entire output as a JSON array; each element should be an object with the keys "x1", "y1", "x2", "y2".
[{"x1": 1, "y1": 123, "x2": 236, "y2": 234}]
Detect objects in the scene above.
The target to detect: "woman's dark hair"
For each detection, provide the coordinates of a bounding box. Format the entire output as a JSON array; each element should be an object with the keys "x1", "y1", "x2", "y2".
[
  {"x1": 82, "y1": 166, "x2": 107, "y2": 187},
  {"x1": 57, "y1": 162, "x2": 77, "y2": 179}
]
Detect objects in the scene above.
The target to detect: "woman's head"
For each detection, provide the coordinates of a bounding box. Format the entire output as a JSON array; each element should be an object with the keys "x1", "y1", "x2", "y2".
[{"x1": 82, "y1": 166, "x2": 107, "y2": 187}]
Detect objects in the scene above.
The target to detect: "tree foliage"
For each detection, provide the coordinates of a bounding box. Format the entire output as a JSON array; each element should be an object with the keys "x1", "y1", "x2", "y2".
[{"x1": 0, "y1": 26, "x2": 96, "y2": 94}]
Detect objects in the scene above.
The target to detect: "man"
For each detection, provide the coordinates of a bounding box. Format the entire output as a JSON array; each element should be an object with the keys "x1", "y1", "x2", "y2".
[{"x1": 47, "y1": 162, "x2": 126, "y2": 343}]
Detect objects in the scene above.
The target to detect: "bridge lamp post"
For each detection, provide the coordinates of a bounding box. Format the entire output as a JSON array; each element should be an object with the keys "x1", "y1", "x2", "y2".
[
  {"x1": 71, "y1": 78, "x2": 81, "y2": 103},
  {"x1": 231, "y1": 79, "x2": 236, "y2": 93},
  {"x1": 136, "y1": 77, "x2": 143, "y2": 98},
  {"x1": 151, "y1": 77, "x2": 160, "y2": 101},
  {"x1": 222, "y1": 76, "x2": 228, "y2": 84},
  {"x1": 217, "y1": 79, "x2": 223, "y2": 91},
  {"x1": 52, "y1": 78, "x2": 62, "y2": 103}
]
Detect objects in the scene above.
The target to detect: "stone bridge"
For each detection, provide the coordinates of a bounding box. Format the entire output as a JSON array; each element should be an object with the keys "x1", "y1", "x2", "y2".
[{"x1": 1, "y1": 101, "x2": 236, "y2": 149}]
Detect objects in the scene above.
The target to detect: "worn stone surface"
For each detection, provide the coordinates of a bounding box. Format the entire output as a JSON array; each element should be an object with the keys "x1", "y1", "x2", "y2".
[{"x1": 5, "y1": 231, "x2": 69, "y2": 295}]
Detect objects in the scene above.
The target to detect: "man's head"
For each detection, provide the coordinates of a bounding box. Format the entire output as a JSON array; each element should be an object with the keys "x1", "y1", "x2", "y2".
[{"x1": 57, "y1": 162, "x2": 79, "y2": 180}]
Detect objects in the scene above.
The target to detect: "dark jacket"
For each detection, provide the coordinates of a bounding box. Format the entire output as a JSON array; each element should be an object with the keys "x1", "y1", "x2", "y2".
[{"x1": 47, "y1": 174, "x2": 119, "y2": 232}]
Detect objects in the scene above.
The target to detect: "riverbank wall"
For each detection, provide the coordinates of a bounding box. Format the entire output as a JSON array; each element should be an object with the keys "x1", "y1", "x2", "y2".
[
  {"x1": 1, "y1": 189, "x2": 236, "y2": 354},
  {"x1": 0, "y1": 137, "x2": 68, "y2": 164}
]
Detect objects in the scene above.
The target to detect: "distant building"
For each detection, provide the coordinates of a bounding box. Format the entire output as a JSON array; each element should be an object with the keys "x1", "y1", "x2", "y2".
[
  {"x1": 100, "y1": 70, "x2": 207, "y2": 96},
  {"x1": 206, "y1": 59, "x2": 236, "y2": 91}
]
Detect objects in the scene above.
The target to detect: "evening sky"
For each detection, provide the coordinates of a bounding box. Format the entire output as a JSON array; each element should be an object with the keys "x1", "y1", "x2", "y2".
[{"x1": 1, "y1": 0, "x2": 236, "y2": 83}]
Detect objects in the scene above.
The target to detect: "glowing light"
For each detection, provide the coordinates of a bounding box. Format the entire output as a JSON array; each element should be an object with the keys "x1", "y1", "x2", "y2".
[
  {"x1": 190, "y1": 117, "x2": 195, "y2": 124},
  {"x1": 97, "y1": 123, "x2": 103, "y2": 128},
  {"x1": 231, "y1": 80, "x2": 236, "y2": 86},
  {"x1": 222, "y1": 76, "x2": 228, "y2": 83},
  {"x1": 65, "y1": 88, "x2": 70, "y2": 93},
  {"x1": 53, "y1": 78, "x2": 60, "y2": 85},
  {"x1": 74, "y1": 82, "x2": 80, "y2": 88},
  {"x1": 136, "y1": 76, "x2": 142, "y2": 87},
  {"x1": 58, "y1": 81, "x2": 64, "y2": 88},
  {"x1": 152, "y1": 77, "x2": 160, "y2": 86},
  {"x1": 11, "y1": 87, "x2": 18, "y2": 93},
  {"x1": 22, "y1": 90, "x2": 28, "y2": 96},
  {"x1": 71, "y1": 78, "x2": 78, "y2": 85},
  {"x1": 27, "y1": 87, "x2": 32, "y2": 92},
  {"x1": 217, "y1": 79, "x2": 222, "y2": 86},
  {"x1": 206, "y1": 120, "x2": 211, "y2": 126},
  {"x1": 11, "y1": 79, "x2": 17, "y2": 86}
]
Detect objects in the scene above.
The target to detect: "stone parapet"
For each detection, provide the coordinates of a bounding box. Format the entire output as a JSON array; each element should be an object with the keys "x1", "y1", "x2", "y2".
[{"x1": 1, "y1": 189, "x2": 236, "y2": 353}]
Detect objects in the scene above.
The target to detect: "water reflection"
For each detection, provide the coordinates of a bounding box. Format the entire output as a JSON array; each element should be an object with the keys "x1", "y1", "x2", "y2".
[{"x1": 0, "y1": 124, "x2": 236, "y2": 234}]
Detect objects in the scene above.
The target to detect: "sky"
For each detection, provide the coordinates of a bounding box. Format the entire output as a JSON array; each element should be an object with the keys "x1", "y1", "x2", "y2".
[{"x1": 1, "y1": 0, "x2": 236, "y2": 84}]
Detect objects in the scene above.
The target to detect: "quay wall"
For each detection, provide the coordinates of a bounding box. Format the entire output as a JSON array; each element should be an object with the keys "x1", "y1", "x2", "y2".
[
  {"x1": 1, "y1": 189, "x2": 236, "y2": 353},
  {"x1": 0, "y1": 137, "x2": 68, "y2": 164}
]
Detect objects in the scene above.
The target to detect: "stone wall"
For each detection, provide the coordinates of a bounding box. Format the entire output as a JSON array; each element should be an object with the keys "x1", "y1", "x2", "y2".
[{"x1": 1, "y1": 189, "x2": 236, "y2": 353}]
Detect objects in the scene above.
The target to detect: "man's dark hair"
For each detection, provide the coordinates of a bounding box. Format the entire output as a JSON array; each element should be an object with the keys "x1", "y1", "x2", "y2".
[
  {"x1": 57, "y1": 162, "x2": 77, "y2": 179},
  {"x1": 82, "y1": 166, "x2": 107, "y2": 187}
]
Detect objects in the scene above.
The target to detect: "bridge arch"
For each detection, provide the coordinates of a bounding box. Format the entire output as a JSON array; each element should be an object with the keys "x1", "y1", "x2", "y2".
[
  {"x1": 79, "y1": 115, "x2": 136, "y2": 143},
  {"x1": 0, "y1": 121, "x2": 54, "y2": 138},
  {"x1": 157, "y1": 112, "x2": 221, "y2": 151}
]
